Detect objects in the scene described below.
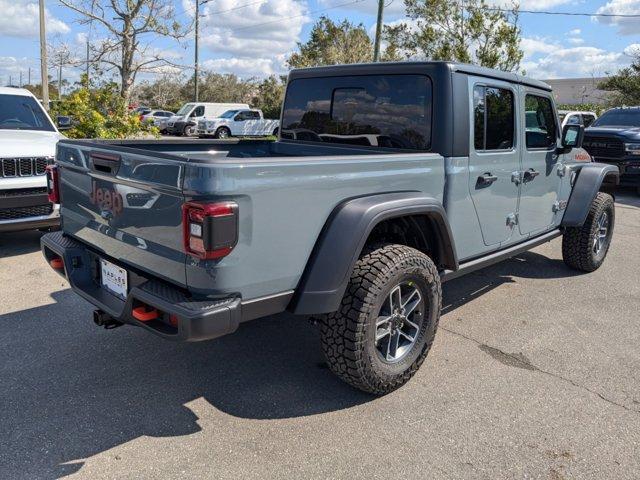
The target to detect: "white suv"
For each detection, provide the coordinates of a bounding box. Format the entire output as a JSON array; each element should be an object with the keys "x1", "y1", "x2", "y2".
[{"x1": 0, "y1": 87, "x2": 63, "y2": 232}]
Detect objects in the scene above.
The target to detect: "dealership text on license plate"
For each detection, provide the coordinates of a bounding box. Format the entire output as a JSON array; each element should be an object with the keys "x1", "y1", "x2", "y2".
[{"x1": 100, "y1": 258, "x2": 128, "y2": 300}]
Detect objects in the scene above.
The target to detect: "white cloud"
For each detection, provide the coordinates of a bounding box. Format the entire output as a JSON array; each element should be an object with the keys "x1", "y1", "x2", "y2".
[
  {"x1": 520, "y1": 37, "x2": 633, "y2": 78},
  {"x1": 568, "y1": 37, "x2": 585, "y2": 45},
  {"x1": 194, "y1": 0, "x2": 309, "y2": 77},
  {"x1": 0, "y1": 0, "x2": 69, "y2": 38},
  {"x1": 595, "y1": 0, "x2": 640, "y2": 35},
  {"x1": 568, "y1": 28, "x2": 582, "y2": 35}
]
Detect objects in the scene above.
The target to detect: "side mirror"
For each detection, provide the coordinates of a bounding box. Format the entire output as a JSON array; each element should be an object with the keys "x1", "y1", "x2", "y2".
[
  {"x1": 56, "y1": 115, "x2": 72, "y2": 131},
  {"x1": 560, "y1": 124, "x2": 584, "y2": 153}
]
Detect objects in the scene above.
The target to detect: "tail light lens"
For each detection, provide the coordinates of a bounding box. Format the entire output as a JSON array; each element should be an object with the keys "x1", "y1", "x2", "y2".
[
  {"x1": 182, "y1": 201, "x2": 238, "y2": 259},
  {"x1": 46, "y1": 164, "x2": 60, "y2": 204}
]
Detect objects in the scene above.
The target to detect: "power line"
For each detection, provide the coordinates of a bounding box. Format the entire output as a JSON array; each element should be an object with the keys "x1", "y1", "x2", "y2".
[
  {"x1": 486, "y1": 7, "x2": 640, "y2": 18},
  {"x1": 201, "y1": 0, "x2": 266, "y2": 17}
]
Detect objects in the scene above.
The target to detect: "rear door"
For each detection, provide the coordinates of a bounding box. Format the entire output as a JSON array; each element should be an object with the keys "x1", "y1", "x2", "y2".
[
  {"x1": 56, "y1": 143, "x2": 188, "y2": 286},
  {"x1": 518, "y1": 91, "x2": 562, "y2": 235},
  {"x1": 468, "y1": 78, "x2": 521, "y2": 246}
]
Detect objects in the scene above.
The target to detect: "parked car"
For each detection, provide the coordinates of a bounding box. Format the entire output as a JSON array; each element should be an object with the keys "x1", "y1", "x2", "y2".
[
  {"x1": 166, "y1": 102, "x2": 250, "y2": 136},
  {"x1": 582, "y1": 106, "x2": 640, "y2": 194},
  {"x1": 140, "y1": 110, "x2": 175, "y2": 133},
  {"x1": 0, "y1": 87, "x2": 63, "y2": 232},
  {"x1": 197, "y1": 109, "x2": 279, "y2": 138},
  {"x1": 558, "y1": 110, "x2": 598, "y2": 128},
  {"x1": 42, "y1": 62, "x2": 618, "y2": 395}
]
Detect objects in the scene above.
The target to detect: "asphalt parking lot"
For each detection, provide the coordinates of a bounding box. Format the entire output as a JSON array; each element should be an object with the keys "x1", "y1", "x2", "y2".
[{"x1": 1, "y1": 190, "x2": 639, "y2": 479}]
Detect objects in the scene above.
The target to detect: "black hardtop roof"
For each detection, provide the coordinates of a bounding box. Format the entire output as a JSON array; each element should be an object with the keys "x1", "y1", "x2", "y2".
[{"x1": 288, "y1": 61, "x2": 552, "y2": 92}]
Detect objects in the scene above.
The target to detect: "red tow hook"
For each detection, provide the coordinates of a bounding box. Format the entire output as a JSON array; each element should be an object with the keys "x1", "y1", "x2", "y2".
[
  {"x1": 132, "y1": 305, "x2": 159, "y2": 322},
  {"x1": 50, "y1": 256, "x2": 64, "y2": 270}
]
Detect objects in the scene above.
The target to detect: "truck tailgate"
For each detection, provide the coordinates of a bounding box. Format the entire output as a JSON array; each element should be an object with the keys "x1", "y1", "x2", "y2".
[{"x1": 57, "y1": 143, "x2": 187, "y2": 287}]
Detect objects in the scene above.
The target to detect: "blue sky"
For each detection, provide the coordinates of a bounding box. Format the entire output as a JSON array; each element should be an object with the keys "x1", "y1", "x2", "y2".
[{"x1": 0, "y1": 0, "x2": 639, "y2": 88}]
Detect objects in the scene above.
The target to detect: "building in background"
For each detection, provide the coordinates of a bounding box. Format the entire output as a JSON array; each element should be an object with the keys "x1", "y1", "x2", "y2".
[{"x1": 543, "y1": 77, "x2": 610, "y2": 105}]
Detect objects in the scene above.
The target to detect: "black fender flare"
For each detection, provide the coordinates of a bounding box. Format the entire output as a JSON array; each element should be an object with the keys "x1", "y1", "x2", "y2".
[
  {"x1": 562, "y1": 163, "x2": 619, "y2": 228},
  {"x1": 290, "y1": 192, "x2": 458, "y2": 315}
]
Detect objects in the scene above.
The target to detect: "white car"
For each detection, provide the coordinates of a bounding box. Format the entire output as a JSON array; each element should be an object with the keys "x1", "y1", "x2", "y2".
[
  {"x1": 140, "y1": 110, "x2": 174, "y2": 133},
  {"x1": 167, "y1": 102, "x2": 250, "y2": 136},
  {"x1": 0, "y1": 87, "x2": 63, "y2": 232},
  {"x1": 197, "y1": 109, "x2": 280, "y2": 139},
  {"x1": 559, "y1": 110, "x2": 598, "y2": 128}
]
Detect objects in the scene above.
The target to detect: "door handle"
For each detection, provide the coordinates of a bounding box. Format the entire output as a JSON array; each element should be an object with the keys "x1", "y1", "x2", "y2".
[
  {"x1": 523, "y1": 168, "x2": 540, "y2": 182},
  {"x1": 477, "y1": 172, "x2": 498, "y2": 187}
]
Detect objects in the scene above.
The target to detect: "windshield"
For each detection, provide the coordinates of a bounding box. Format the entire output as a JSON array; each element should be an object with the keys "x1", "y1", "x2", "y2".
[
  {"x1": 592, "y1": 109, "x2": 640, "y2": 128},
  {"x1": 176, "y1": 103, "x2": 194, "y2": 116},
  {"x1": 0, "y1": 94, "x2": 55, "y2": 131},
  {"x1": 220, "y1": 110, "x2": 239, "y2": 119}
]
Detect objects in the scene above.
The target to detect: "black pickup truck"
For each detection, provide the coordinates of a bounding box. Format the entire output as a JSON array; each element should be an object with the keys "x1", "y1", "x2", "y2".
[{"x1": 583, "y1": 107, "x2": 640, "y2": 194}]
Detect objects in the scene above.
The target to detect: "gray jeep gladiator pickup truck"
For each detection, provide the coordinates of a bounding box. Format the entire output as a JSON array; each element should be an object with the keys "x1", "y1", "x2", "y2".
[{"x1": 42, "y1": 62, "x2": 619, "y2": 394}]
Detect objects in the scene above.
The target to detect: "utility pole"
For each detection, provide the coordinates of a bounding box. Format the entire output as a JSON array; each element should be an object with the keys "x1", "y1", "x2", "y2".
[
  {"x1": 58, "y1": 63, "x2": 63, "y2": 99},
  {"x1": 86, "y1": 39, "x2": 90, "y2": 89},
  {"x1": 39, "y1": 0, "x2": 49, "y2": 110},
  {"x1": 373, "y1": 0, "x2": 385, "y2": 62},
  {"x1": 28, "y1": 67, "x2": 31, "y2": 86},
  {"x1": 19, "y1": 71, "x2": 23, "y2": 87},
  {"x1": 194, "y1": 0, "x2": 199, "y2": 101}
]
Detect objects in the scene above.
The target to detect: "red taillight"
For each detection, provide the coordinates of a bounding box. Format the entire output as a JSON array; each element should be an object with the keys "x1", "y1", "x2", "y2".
[
  {"x1": 182, "y1": 201, "x2": 238, "y2": 259},
  {"x1": 46, "y1": 164, "x2": 60, "y2": 204}
]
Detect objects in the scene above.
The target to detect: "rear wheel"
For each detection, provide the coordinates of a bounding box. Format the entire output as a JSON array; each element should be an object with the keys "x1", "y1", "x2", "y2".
[
  {"x1": 320, "y1": 244, "x2": 441, "y2": 395},
  {"x1": 214, "y1": 127, "x2": 231, "y2": 139},
  {"x1": 562, "y1": 192, "x2": 615, "y2": 272}
]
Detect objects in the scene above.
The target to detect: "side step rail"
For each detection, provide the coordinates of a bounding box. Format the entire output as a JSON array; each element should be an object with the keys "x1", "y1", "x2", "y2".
[{"x1": 440, "y1": 229, "x2": 562, "y2": 283}]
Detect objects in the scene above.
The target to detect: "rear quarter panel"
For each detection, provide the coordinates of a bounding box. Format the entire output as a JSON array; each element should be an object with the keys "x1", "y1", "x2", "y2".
[{"x1": 183, "y1": 153, "x2": 445, "y2": 300}]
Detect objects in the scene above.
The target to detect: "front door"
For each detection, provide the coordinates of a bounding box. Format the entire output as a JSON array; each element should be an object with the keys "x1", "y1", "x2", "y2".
[
  {"x1": 468, "y1": 79, "x2": 521, "y2": 246},
  {"x1": 518, "y1": 91, "x2": 562, "y2": 235}
]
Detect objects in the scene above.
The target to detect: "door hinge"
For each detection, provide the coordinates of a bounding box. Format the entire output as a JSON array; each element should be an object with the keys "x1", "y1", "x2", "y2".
[
  {"x1": 506, "y1": 213, "x2": 518, "y2": 227},
  {"x1": 552, "y1": 200, "x2": 567, "y2": 212},
  {"x1": 511, "y1": 171, "x2": 522, "y2": 186},
  {"x1": 557, "y1": 164, "x2": 567, "y2": 177}
]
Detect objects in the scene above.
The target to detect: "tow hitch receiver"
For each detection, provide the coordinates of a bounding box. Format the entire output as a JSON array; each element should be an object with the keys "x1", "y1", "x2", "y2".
[{"x1": 93, "y1": 309, "x2": 123, "y2": 329}]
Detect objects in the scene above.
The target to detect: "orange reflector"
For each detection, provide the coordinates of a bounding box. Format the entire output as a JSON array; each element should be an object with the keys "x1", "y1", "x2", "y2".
[
  {"x1": 50, "y1": 257, "x2": 64, "y2": 269},
  {"x1": 132, "y1": 306, "x2": 158, "y2": 322},
  {"x1": 169, "y1": 314, "x2": 179, "y2": 327}
]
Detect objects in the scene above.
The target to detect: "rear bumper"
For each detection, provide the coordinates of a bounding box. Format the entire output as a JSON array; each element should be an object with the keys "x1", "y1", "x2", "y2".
[
  {"x1": 41, "y1": 231, "x2": 292, "y2": 341},
  {"x1": 41, "y1": 231, "x2": 241, "y2": 342}
]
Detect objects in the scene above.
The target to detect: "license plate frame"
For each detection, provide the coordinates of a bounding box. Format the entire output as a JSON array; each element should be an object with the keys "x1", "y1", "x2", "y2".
[{"x1": 100, "y1": 258, "x2": 128, "y2": 300}]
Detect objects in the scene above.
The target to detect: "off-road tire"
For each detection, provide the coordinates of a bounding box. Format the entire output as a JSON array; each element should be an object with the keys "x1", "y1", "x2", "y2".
[
  {"x1": 319, "y1": 244, "x2": 441, "y2": 395},
  {"x1": 562, "y1": 192, "x2": 615, "y2": 272}
]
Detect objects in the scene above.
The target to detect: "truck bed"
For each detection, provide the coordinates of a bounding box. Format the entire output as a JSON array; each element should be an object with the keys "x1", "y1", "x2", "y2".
[{"x1": 54, "y1": 138, "x2": 445, "y2": 303}]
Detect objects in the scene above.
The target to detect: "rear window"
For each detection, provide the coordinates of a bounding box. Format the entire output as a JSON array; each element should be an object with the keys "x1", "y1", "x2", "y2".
[
  {"x1": 0, "y1": 94, "x2": 55, "y2": 131},
  {"x1": 281, "y1": 74, "x2": 432, "y2": 150}
]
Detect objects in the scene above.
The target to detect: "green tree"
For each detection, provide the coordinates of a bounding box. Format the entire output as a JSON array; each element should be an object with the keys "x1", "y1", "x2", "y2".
[
  {"x1": 598, "y1": 56, "x2": 640, "y2": 106},
  {"x1": 252, "y1": 75, "x2": 286, "y2": 119},
  {"x1": 132, "y1": 73, "x2": 188, "y2": 112},
  {"x1": 182, "y1": 73, "x2": 255, "y2": 104},
  {"x1": 383, "y1": 0, "x2": 523, "y2": 72},
  {"x1": 288, "y1": 16, "x2": 394, "y2": 68},
  {"x1": 51, "y1": 81, "x2": 157, "y2": 139}
]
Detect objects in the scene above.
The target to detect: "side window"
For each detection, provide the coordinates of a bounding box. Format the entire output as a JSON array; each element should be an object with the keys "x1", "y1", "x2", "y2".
[
  {"x1": 525, "y1": 95, "x2": 557, "y2": 149},
  {"x1": 566, "y1": 114, "x2": 581, "y2": 125},
  {"x1": 583, "y1": 114, "x2": 596, "y2": 127},
  {"x1": 246, "y1": 111, "x2": 260, "y2": 119},
  {"x1": 191, "y1": 106, "x2": 205, "y2": 117},
  {"x1": 473, "y1": 86, "x2": 514, "y2": 151}
]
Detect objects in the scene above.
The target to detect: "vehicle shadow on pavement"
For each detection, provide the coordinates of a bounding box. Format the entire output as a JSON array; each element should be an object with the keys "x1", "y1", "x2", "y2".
[
  {"x1": 0, "y1": 230, "x2": 44, "y2": 259},
  {"x1": 0, "y1": 289, "x2": 371, "y2": 478},
  {"x1": 1, "y1": 249, "x2": 579, "y2": 478},
  {"x1": 443, "y1": 249, "x2": 581, "y2": 313}
]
